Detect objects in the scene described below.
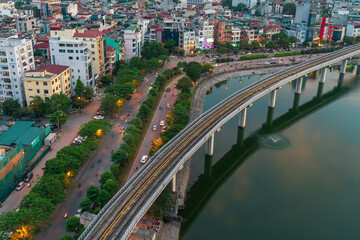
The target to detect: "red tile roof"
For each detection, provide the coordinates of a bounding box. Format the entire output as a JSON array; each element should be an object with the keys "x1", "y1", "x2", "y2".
[
  {"x1": 74, "y1": 30, "x2": 104, "y2": 38},
  {"x1": 27, "y1": 64, "x2": 69, "y2": 75},
  {"x1": 106, "y1": 46, "x2": 115, "y2": 51}
]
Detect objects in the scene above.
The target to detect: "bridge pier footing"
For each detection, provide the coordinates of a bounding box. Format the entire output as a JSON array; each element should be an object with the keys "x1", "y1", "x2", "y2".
[
  {"x1": 295, "y1": 77, "x2": 303, "y2": 94},
  {"x1": 269, "y1": 90, "x2": 277, "y2": 108},
  {"x1": 292, "y1": 93, "x2": 301, "y2": 110},
  {"x1": 356, "y1": 64, "x2": 360, "y2": 76},
  {"x1": 320, "y1": 67, "x2": 327, "y2": 83},
  {"x1": 205, "y1": 133, "x2": 215, "y2": 156},
  {"x1": 238, "y1": 108, "x2": 247, "y2": 128},
  {"x1": 340, "y1": 59, "x2": 348, "y2": 74},
  {"x1": 338, "y1": 73, "x2": 345, "y2": 88}
]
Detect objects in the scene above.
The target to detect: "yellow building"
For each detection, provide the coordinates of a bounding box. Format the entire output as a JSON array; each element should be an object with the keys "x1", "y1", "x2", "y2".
[{"x1": 23, "y1": 65, "x2": 71, "y2": 105}]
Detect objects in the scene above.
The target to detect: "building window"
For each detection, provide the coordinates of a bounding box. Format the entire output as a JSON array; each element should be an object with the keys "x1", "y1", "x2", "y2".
[
  {"x1": 76, "y1": 57, "x2": 79, "y2": 60},
  {"x1": 59, "y1": 49, "x2": 65, "y2": 53},
  {"x1": 43, "y1": 82, "x2": 47, "y2": 86},
  {"x1": 28, "y1": 89, "x2": 32, "y2": 91},
  {"x1": 37, "y1": 89, "x2": 40, "y2": 93},
  {"x1": 44, "y1": 90, "x2": 48, "y2": 94},
  {"x1": 36, "y1": 81, "x2": 38, "y2": 85},
  {"x1": 69, "y1": 56, "x2": 73, "y2": 60},
  {"x1": 91, "y1": 44, "x2": 95, "y2": 48}
]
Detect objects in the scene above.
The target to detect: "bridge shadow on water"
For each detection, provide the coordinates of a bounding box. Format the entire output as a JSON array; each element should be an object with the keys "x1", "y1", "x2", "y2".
[{"x1": 179, "y1": 75, "x2": 357, "y2": 237}]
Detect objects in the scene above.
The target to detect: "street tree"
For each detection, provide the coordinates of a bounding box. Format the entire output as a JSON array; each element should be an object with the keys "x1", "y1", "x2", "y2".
[
  {"x1": 86, "y1": 185, "x2": 99, "y2": 202},
  {"x1": 59, "y1": 234, "x2": 73, "y2": 240},
  {"x1": 65, "y1": 216, "x2": 83, "y2": 233},
  {"x1": 105, "y1": 82, "x2": 134, "y2": 98},
  {"x1": 137, "y1": 104, "x2": 152, "y2": 121},
  {"x1": 30, "y1": 96, "x2": 47, "y2": 116},
  {"x1": 2, "y1": 99, "x2": 21, "y2": 115},
  {"x1": 46, "y1": 93, "x2": 72, "y2": 113},
  {"x1": 99, "y1": 170, "x2": 116, "y2": 185},
  {"x1": 185, "y1": 61, "x2": 203, "y2": 82},
  {"x1": 202, "y1": 63, "x2": 213, "y2": 74},
  {"x1": 74, "y1": 79, "x2": 85, "y2": 97},
  {"x1": 149, "y1": 187, "x2": 175, "y2": 218},
  {"x1": 97, "y1": 189, "x2": 111, "y2": 207},
  {"x1": 32, "y1": 174, "x2": 66, "y2": 204},
  {"x1": 110, "y1": 163, "x2": 120, "y2": 177},
  {"x1": 79, "y1": 197, "x2": 92, "y2": 212},
  {"x1": 176, "y1": 76, "x2": 193, "y2": 93},
  {"x1": 101, "y1": 94, "x2": 120, "y2": 117},
  {"x1": 101, "y1": 75, "x2": 113, "y2": 86},
  {"x1": 131, "y1": 117, "x2": 143, "y2": 129},
  {"x1": 50, "y1": 110, "x2": 68, "y2": 129},
  {"x1": 103, "y1": 179, "x2": 119, "y2": 196},
  {"x1": 111, "y1": 148, "x2": 128, "y2": 164}
]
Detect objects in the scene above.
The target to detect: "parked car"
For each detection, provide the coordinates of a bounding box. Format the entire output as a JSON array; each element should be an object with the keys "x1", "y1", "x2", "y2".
[
  {"x1": 75, "y1": 208, "x2": 82, "y2": 218},
  {"x1": 94, "y1": 115, "x2": 104, "y2": 120},
  {"x1": 16, "y1": 182, "x2": 25, "y2": 191},
  {"x1": 152, "y1": 125, "x2": 157, "y2": 131},
  {"x1": 166, "y1": 87, "x2": 171, "y2": 92},
  {"x1": 140, "y1": 155, "x2": 149, "y2": 164},
  {"x1": 160, "y1": 120, "x2": 165, "y2": 126},
  {"x1": 23, "y1": 172, "x2": 33, "y2": 183},
  {"x1": 166, "y1": 103, "x2": 171, "y2": 108}
]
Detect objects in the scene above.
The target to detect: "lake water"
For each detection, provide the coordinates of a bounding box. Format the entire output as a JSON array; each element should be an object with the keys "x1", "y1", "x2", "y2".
[{"x1": 180, "y1": 69, "x2": 360, "y2": 240}]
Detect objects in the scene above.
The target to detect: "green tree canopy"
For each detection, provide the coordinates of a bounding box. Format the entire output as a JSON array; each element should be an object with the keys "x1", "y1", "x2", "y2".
[
  {"x1": 104, "y1": 82, "x2": 134, "y2": 98},
  {"x1": 46, "y1": 93, "x2": 72, "y2": 113},
  {"x1": 185, "y1": 61, "x2": 203, "y2": 82},
  {"x1": 74, "y1": 79, "x2": 85, "y2": 97},
  {"x1": 2, "y1": 99, "x2": 21, "y2": 115},
  {"x1": 79, "y1": 197, "x2": 92, "y2": 212},
  {"x1": 65, "y1": 216, "x2": 83, "y2": 233},
  {"x1": 101, "y1": 94, "x2": 120, "y2": 117},
  {"x1": 99, "y1": 170, "x2": 116, "y2": 185},
  {"x1": 283, "y1": 3, "x2": 296, "y2": 15},
  {"x1": 103, "y1": 179, "x2": 119, "y2": 196},
  {"x1": 86, "y1": 185, "x2": 99, "y2": 202},
  {"x1": 50, "y1": 110, "x2": 68, "y2": 128},
  {"x1": 141, "y1": 41, "x2": 169, "y2": 60},
  {"x1": 30, "y1": 96, "x2": 47, "y2": 116},
  {"x1": 111, "y1": 148, "x2": 128, "y2": 164},
  {"x1": 97, "y1": 189, "x2": 111, "y2": 207}
]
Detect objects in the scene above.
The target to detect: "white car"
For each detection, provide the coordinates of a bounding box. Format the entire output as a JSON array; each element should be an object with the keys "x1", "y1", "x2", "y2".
[
  {"x1": 140, "y1": 155, "x2": 149, "y2": 164},
  {"x1": 75, "y1": 208, "x2": 82, "y2": 218},
  {"x1": 166, "y1": 103, "x2": 171, "y2": 108},
  {"x1": 94, "y1": 115, "x2": 104, "y2": 120},
  {"x1": 159, "y1": 120, "x2": 165, "y2": 126},
  {"x1": 16, "y1": 182, "x2": 25, "y2": 191},
  {"x1": 152, "y1": 125, "x2": 157, "y2": 131}
]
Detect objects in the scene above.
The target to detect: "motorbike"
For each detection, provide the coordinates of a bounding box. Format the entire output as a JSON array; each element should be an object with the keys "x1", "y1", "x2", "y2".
[{"x1": 64, "y1": 213, "x2": 68, "y2": 218}]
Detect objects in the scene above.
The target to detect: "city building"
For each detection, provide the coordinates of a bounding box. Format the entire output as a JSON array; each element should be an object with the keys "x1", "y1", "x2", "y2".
[
  {"x1": 305, "y1": 6, "x2": 317, "y2": 42},
  {"x1": 0, "y1": 34, "x2": 35, "y2": 105},
  {"x1": 332, "y1": 25, "x2": 346, "y2": 42},
  {"x1": 319, "y1": 17, "x2": 334, "y2": 41},
  {"x1": 15, "y1": 15, "x2": 36, "y2": 33},
  {"x1": 162, "y1": 17, "x2": 184, "y2": 49},
  {"x1": 0, "y1": 121, "x2": 50, "y2": 202},
  {"x1": 346, "y1": 22, "x2": 360, "y2": 37},
  {"x1": 124, "y1": 25, "x2": 142, "y2": 62},
  {"x1": 193, "y1": 19, "x2": 214, "y2": 50},
  {"x1": 49, "y1": 37, "x2": 94, "y2": 92},
  {"x1": 183, "y1": 28, "x2": 196, "y2": 53},
  {"x1": 23, "y1": 64, "x2": 71, "y2": 105},
  {"x1": 73, "y1": 30, "x2": 105, "y2": 79},
  {"x1": 105, "y1": 46, "x2": 116, "y2": 75},
  {"x1": 105, "y1": 36, "x2": 122, "y2": 62}
]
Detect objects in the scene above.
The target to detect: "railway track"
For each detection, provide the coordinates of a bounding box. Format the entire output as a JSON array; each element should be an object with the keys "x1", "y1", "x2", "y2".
[{"x1": 80, "y1": 44, "x2": 360, "y2": 240}]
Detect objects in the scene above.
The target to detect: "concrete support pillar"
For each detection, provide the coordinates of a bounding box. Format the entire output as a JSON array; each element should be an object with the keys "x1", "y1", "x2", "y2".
[
  {"x1": 268, "y1": 89, "x2": 277, "y2": 108},
  {"x1": 295, "y1": 77, "x2": 303, "y2": 94},
  {"x1": 266, "y1": 107, "x2": 275, "y2": 127},
  {"x1": 356, "y1": 64, "x2": 360, "y2": 76},
  {"x1": 205, "y1": 133, "x2": 214, "y2": 156},
  {"x1": 172, "y1": 174, "x2": 176, "y2": 192},
  {"x1": 320, "y1": 67, "x2": 327, "y2": 83},
  {"x1": 316, "y1": 82, "x2": 324, "y2": 99},
  {"x1": 353, "y1": 65, "x2": 358, "y2": 75},
  {"x1": 340, "y1": 59, "x2": 348, "y2": 74},
  {"x1": 204, "y1": 155, "x2": 213, "y2": 178},
  {"x1": 292, "y1": 93, "x2": 301, "y2": 110},
  {"x1": 237, "y1": 127, "x2": 245, "y2": 147},
  {"x1": 338, "y1": 73, "x2": 345, "y2": 89},
  {"x1": 238, "y1": 108, "x2": 247, "y2": 128}
]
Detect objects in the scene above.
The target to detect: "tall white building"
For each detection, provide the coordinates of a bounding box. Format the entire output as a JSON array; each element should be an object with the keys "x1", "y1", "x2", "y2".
[
  {"x1": 49, "y1": 37, "x2": 94, "y2": 92},
  {"x1": 194, "y1": 19, "x2": 214, "y2": 50},
  {"x1": 124, "y1": 26, "x2": 142, "y2": 62},
  {"x1": 0, "y1": 34, "x2": 35, "y2": 105}
]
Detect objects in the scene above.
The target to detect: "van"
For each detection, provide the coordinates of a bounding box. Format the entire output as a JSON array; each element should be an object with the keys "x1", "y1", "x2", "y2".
[{"x1": 16, "y1": 182, "x2": 25, "y2": 191}]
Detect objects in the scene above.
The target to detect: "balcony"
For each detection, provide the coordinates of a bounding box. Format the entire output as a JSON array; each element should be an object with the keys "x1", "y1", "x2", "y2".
[
  {"x1": 0, "y1": 52, "x2": 6, "y2": 56},
  {"x1": 3, "y1": 72, "x2": 9, "y2": 76},
  {"x1": 1, "y1": 59, "x2": 7, "y2": 63}
]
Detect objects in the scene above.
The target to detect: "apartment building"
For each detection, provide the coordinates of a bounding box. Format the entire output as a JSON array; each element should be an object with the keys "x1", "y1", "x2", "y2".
[
  {"x1": 51, "y1": 29, "x2": 105, "y2": 79},
  {"x1": 183, "y1": 28, "x2": 196, "y2": 53},
  {"x1": 194, "y1": 19, "x2": 214, "y2": 50},
  {"x1": 0, "y1": 34, "x2": 35, "y2": 105},
  {"x1": 105, "y1": 46, "x2": 116, "y2": 75},
  {"x1": 49, "y1": 37, "x2": 94, "y2": 91},
  {"x1": 23, "y1": 64, "x2": 71, "y2": 105},
  {"x1": 15, "y1": 15, "x2": 35, "y2": 33},
  {"x1": 346, "y1": 22, "x2": 360, "y2": 37},
  {"x1": 214, "y1": 20, "x2": 232, "y2": 43},
  {"x1": 73, "y1": 30, "x2": 105, "y2": 78},
  {"x1": 162, "y1": 17, "x2": 184, "y2": 49},
  {"x1": 124, "y1": 25, "x2": 142, "y2": 62}
]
